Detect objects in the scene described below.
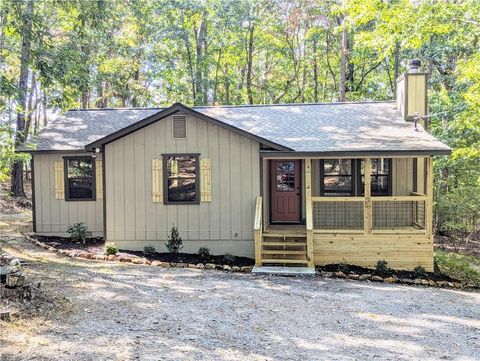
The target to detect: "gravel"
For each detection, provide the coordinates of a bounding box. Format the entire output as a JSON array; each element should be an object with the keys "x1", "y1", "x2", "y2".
[{"x1": 1, "y1": 232, "x2": 479, "y2": 360}]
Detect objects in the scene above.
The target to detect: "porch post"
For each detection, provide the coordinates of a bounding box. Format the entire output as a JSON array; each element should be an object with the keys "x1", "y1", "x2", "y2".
[
  {"x1": 425, "y1": 157, "x2": 433, "y2": 238},
  {"x1": 364, "y1": 158, "x2": 372, "y2": 235},
  {"x1": 305, "y1": 158, "x2": 314, "y2": 267}
]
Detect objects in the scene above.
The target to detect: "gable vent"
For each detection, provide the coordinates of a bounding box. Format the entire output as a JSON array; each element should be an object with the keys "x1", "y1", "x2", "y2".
[{"x1": 172, "y1": 115, "x2": 187, "y2": 139}]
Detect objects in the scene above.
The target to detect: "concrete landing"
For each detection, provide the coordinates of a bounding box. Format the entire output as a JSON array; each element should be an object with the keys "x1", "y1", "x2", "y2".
[{"x1": 252, "y1": 266, "x2": 316, "y2": 276}]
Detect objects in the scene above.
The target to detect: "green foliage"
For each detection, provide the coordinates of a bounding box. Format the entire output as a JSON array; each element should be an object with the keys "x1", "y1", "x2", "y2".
[
  {"x1": 165, "y1": 224, "x2": 183, "y2": 254},
  {"x1": 104, "y1": 242, "x2": 119, "y2": 256},
  {"x1": 67, "y1": 222, "x2": 88, "y2": 244},
  {"x1": 197, "y1": 247, "x2": 210, "y2": 260},
  {"x1": 413, "y1": 265, "x2": 427, "y2": 279},
  {"x1": 223, "y1": 253, "x2": 235, "y2": 264},
  {"x1": 143, "y1": 246, "x2": 156, "y2": 256},
  {"x1": 375, "y1": 260, "x2": 390, "y2": 277},
  {"x1": 435, "y1": 251, "x2": 480, "y2": 287}
]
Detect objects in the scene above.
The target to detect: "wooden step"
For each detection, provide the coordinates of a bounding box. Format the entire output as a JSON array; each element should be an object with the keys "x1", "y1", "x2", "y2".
[
  {"x1": 262, "y1": 258, "x2": 308, "y2": 264},
  {"x1": 262, "y1": 241, "x2": 306, "y2": 247},
  {"x1": 262, "y1": 250, "x2": 306, "y2": 255},
  {"x1": 262, "y1": 233, "x2": 306, "y2": 238}
]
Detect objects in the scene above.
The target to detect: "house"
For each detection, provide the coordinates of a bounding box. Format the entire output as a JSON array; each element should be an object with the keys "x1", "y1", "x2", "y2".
[{"x1": 22, "y1": 62, "x2": 450, "y2": 272}]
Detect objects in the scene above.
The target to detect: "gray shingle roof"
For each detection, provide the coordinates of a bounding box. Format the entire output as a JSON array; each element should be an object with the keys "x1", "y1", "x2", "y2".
[
  {"x1": 194, "y1": 102, "x2": 450, "y2": 153},
  {"x1": 26, "y1": 101, "x2": 450, "y2": 154},
  {"x1": 26, "y1": 108, "x2": 162, "y2": 151}
]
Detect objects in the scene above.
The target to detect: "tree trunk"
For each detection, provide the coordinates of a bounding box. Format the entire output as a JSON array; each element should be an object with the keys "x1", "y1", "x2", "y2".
[
  {"x1": 24, "y1": 71, "x2": 36, "y2": 138},
  {"x1": 312, "y1": 39, "x2": 319, "y2": 103},
  {"x1": 246, "y1": 23, "x2": 254, "y2": 104},
  {"x1": 42, "y1": 94, "x2": 48, "y2": 126},
  {"x1": 339, "y1": 21, "x2": 348, "y2": 102},
  {"x1": 11, "y1": 0, "x2": 33, "y2": 197},
  {"x1": 392, "y1": 41, "x2": 400, "y2": 98}
]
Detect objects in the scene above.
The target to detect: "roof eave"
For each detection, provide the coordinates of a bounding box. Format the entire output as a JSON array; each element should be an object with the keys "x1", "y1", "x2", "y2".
[
  {"x1": 85, "y1": 103, "x2": 292, "y2": 152},
  {"x1": 260, "y1": 149, "x2": 452, "y2": 157}
]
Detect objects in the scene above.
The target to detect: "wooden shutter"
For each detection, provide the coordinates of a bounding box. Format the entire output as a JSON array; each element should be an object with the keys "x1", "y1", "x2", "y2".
[
  {"x1": 200, "y1": 158, "x2": 212, "y2": 202},
  {"x1": 96, "y1": 159, "x2": 103, "y2": 199},
  {"x1": 54, "y1": 161, "x2": 64, "y2": 199},
  {"x1": 152, "y1": 159, "x2": 163, "y2": 202}
]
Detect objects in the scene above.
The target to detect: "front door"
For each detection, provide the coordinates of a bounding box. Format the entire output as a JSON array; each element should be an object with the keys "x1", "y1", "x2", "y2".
[{"x1": 270, "y1": 160, "x2": 301, "y2": 223}]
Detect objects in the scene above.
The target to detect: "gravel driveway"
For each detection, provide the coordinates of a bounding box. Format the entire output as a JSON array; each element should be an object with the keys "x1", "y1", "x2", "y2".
[{"x1": 1, "y1": 233, "x2": 479, "y2": 361}]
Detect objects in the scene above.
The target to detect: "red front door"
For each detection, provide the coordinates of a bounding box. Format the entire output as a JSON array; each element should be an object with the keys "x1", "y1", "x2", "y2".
[{"x1": 270, "y1": 160, "x2": 301, "y2": 223}]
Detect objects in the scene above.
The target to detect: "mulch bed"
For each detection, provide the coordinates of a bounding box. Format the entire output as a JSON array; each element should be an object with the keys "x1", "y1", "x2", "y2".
[
  {"x1": 122, "y1": 250, "x2": 254, "y2": 267},
  {"x1": 33, "y1": 235, "x2": 254, "y2": 267},
  {"x1": 319, "y1": 263, "x2": 457, "y2": 283}
]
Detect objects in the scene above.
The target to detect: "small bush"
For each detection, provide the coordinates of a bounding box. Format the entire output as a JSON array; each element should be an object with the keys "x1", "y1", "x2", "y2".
[
  {"x1": 67, "y1": 223, "x2": 88, "y2": 244},
  {"x1": 223, "y1": 253, "x2": 235, "y2": 264},
  {"x1": 375, "y1": 260, "x2": 390, "y2": 276},
  {"x1": 338, "y1": 262, "x2": 350, "y2": 274},
  {"x1": 143, "y1": 246, "x2": 156, "y2": 256},
  {"x1": 198, "y1": 247, "x2": 210, "y2": 259},
  {"x1": 165, "y1": 224, "x2": 183, "y2": 254},
  {"x1": 413, "y1": 265, "x2": 427, "y2": 279},
  {"x1": 104, "y1": 242, "x2": 119, "y2": 256}
]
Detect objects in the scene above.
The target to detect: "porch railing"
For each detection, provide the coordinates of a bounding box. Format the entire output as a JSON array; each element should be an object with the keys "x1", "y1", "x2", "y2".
[
  {"x1": 254, "y1": 196, "x2": 263, "y2": 266},
  {"x1": 309, "y1": 192, "x2": 428, "y2": 234}
]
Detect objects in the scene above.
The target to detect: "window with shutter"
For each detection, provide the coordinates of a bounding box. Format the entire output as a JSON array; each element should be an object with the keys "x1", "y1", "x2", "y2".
[{"x1": 172, "y1": 115, "x2": 187, "y2": 139}]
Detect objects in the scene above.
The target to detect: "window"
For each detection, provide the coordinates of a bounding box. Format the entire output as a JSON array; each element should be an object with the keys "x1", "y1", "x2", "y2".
[
  {"x1": 172, "y1": 115, "x2": 187, "y2": 139},
  {"x1": 321, "y1": 159, "x2": 353, "y2": 196},
  {"x1": 359, "y1": 158, "x2": 392, "y2": 196},
  {"x1": 64, "y1": 157, "x2": 95, "y2": 201},
  {"x1": 163, "y1": 154, "x2": 199, "y2": 204},
  {"x1": 275, "y1": 161, "x2": 295, "y2": 191}
]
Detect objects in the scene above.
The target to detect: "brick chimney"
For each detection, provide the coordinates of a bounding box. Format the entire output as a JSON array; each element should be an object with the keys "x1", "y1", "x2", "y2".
[{"x1": 396, "y1": 59, "x2": 428, "y2": 121}]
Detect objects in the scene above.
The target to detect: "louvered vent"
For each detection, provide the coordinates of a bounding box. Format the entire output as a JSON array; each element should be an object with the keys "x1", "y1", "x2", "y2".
[{"x1": 172, "y1": 115, "x2": 187, "y2": 138}]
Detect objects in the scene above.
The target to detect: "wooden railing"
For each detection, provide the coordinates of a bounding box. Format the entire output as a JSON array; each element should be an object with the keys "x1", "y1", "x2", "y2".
[
  {"x1": 309, "y1": 192, "x2": 428, "y2": 235},
  {"x1": 254, "y1": 196, "x2": 263, "y2": 266}
]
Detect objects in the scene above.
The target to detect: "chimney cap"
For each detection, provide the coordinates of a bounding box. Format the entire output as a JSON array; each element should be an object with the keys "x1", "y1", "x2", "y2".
[{"x1": 408, "y1": 59, "x2": 421, "y2": 72}]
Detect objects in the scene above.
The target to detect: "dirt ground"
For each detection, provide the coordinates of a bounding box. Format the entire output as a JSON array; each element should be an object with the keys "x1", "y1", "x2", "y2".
[{"x1": 1, "y1": 215, "x2": 479, "y2": 361}]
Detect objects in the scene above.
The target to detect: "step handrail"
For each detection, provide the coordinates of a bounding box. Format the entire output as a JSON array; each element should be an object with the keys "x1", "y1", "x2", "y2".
[{"x1": 254, "y1": 196, "x2": 263, "y2": 266}]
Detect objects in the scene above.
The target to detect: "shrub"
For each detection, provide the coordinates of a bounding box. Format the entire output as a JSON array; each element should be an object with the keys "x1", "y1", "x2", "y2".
[
  {"x1": 143, "y1": 246, "x2": 156, "y2": 256},
  {"x1": 413, "y1": 265, "x2": 427, "y2": 279},
  {"x1": 375, "y1": 260, "x2": 390, "y2": 276},
  {"x1": 197, "y1": 247, "x2": 210, "y2": 259},
  {"x1": 165, "y1": 224, "x2": 183, "y2": 254},
  {"x1": 223, "y1": 253, "x2": 235, "y2": 264},
  {"x1": 67, "y1": 223, "x2": 88, "y2": 244},
  {"x1": 104, "y1": 242, "x2": 119, "y2": 256},
  {"x1": 338, "y1": 262, "x2": 350, "y2": 274}
]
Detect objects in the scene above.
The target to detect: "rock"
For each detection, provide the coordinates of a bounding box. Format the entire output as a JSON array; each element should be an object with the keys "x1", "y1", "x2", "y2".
[
  {"x1": 334, "y1": 271, "x2": 346, "y2": 278},
  {"x1": 120, "y1": 257, "x2": 132, "y2": 263},
  {"x1": 187, "y1": 264, "x2": 197, "y2": 268},
  {"x1": 240, "y1": 266, "x2": 252, "y2": 273},
  {"x1": 6, "y1": 275, "x2": 20, "y2": 287},
  {"x1": 359, "y1": 274, "x2": 371, "y2": 281},
  {"x1": 151, "y1": 260, "x2": 162, "y2": 266},
  {"x1": 420, "y1": 279, "x2": 429, "y2": 286},
  {"x1": 321, "y1": 271, "x2": 335, "y2": 278},
  {"x1": 47, "y1": 247, "x2": 56, "y2": 252},
  {"x1": 428, "y1": 280, "x2": 436, "y2": 287},
  {"x1": 0, "y1": 311, "x2": 11, "y2": 322},
  {"x1": 453, "y1": 283, "x2": 463, "y2": 289},
  {"x1": 215, "y1": 264, "x2": 223, "y2": 270},
  {"x1": 143, "y1": 259, "x2": 151, "y2": 265},
  {"x1": 132, "y1": 258, "x2": 143, "y2": 264},
  {"x1": 160, "y1": 262, "x2": 170, "y2": 268},
  {"x1": 223, "y1": 265, "x2": 232, "y2": 272},
  {"x1": 400, "y1": 278, "x2": 414, "y2": 285},
  {"x1": 447, "y1": 282, "x2": 454, "y2": 288},
  {"x1": 176, "y1": 263, "x2": 187, "y2": 268},
  {"x1": 384, "y1": 277, "x2": 398, "y2": 283},
  {"x1": 204, "y1": 263, "x2": 216, "y2": 270},
  {"x1": 413, "y1": 278, "x2": 422, "y2": 285},
  {"x1": 196, "y1": 263, "x2": 205, "y2": 269},
  {"x1": 348, "y1": 273, "x2": 360, "y2": 280},
  {"x1": 371, "y1": 276, "x2": 384, "y2": 282},
  {"x1": 232, "y1": 266, "x2": 241, "y2": 272},
  {"x1": 107, "y1": 255, "x2": 116, "y2": 261},
  {"x1": 169, "y1": 263, "x2": 177, "y2": 267},
  {"x1": 94, "y1": 255, "x2": 105, "y2": 260},
  {"x1": 85, "y1": 253, "x2": 94, "y2": 259}
]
